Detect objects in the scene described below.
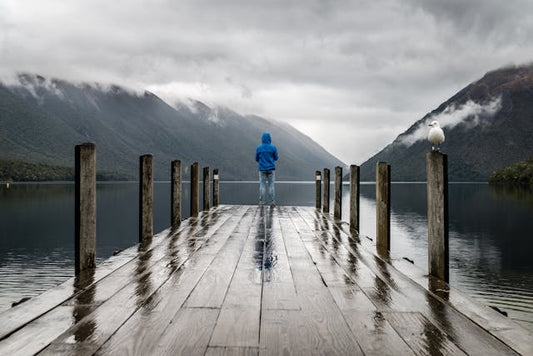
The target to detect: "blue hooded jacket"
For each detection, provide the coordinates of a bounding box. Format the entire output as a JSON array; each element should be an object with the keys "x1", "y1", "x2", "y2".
[{"x1": 255, "y1": 133, "x2": 278, "y2": 171}]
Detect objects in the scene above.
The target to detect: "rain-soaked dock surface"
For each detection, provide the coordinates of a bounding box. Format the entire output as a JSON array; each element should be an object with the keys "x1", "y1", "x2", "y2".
[{"x1": 0, "y1": 205, "x2": 531, "y2": 355}]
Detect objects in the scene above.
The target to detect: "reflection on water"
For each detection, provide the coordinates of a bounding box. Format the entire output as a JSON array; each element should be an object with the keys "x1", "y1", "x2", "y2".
[{"x1": 0, "y1": 182, "x2": 532, "y2": 331}]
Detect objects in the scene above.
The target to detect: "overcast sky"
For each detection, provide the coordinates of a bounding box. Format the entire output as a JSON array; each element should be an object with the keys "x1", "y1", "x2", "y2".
[{"x1": 1, "y1": 0, "x2": 532, "y2": 164}]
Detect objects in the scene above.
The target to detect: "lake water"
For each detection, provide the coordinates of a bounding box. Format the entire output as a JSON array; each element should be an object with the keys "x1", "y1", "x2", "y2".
[{"x1": 0, "y1": 182, "x2": 532, "y2": 331}]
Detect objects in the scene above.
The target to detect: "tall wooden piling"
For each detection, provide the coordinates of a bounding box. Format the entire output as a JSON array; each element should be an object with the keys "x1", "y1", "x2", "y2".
[
  {"x1": 190, "y1": 162, "x2": 199, "y2": 217},
  {"x1": 427, "y1": 152, "x2": 449, "y2": 282},
  {"x1": 323, "y1": 168, "x2": 330, "y2": 213},
  {"x1": 349, "y1": 164, "x2": 360, "y2": 233},
  {"x1": 171, "y1": 160, "x2": 181, "y2": 229},
  {"x1": 139, "y1": 154, "x2": 153, "y2": 243},
  {"x1": 203, "y1": 166, "x2": 210, "y2": 211},
  {"x1": 75, "y1": 143, "x2": 96, "y2": 274},
  {"x1": 315, "y1": 170, "x2": 322, "y2": 209},
  {"x1": 334, "y1": 166, "x2": 343, "y2": 220},
  {"x1": 376, "y1": 162, "x2": 391, "y2": 255},
  {"x1": 213, "y1": 169, "x2": 220, "y2": 207}
]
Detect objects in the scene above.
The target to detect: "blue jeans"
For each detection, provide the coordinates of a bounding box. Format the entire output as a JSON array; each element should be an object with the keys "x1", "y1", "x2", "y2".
[{"x1": 259, "y1": 170, "x2": 275, "y2": 205}]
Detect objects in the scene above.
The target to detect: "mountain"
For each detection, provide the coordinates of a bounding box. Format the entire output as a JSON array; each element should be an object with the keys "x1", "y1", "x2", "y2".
[
  {"x1": 360, "y1": 64, "x2": 533, "y2": 182},
  {"x1": 0, "y1": 74, "x2": 344, "y2": 181}
]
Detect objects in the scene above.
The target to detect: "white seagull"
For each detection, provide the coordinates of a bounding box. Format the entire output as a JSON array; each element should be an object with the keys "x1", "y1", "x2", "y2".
[{"x1": 428, "y1": 121, "x2": 445, "y2": 151}]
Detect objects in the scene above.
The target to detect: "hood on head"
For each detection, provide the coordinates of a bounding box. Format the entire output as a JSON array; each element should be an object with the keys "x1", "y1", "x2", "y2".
[{"x1": 262, "y1": 133, "x2": 271, "y2": 144}]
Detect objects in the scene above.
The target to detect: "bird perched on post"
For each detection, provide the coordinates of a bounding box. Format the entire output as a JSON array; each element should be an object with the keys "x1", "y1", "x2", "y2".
[{"x1": 428, "y1": 121, "x2": 445, "y2": 151}]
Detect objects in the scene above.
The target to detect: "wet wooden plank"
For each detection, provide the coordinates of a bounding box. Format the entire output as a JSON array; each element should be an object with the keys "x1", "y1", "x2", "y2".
[
  {"x1": 385, "y1": 312, "x2": 467, "y2": 356},
  {"x1": 6, "y1": 207, "x2": 237, "y2": 355},
  {"x1": 209, "y1": 307, "x2": 261, "y2": 348},
  {"x1": 260, "y1": 208, "x2": 300, "y2": 310},
  {"x1": 329, "y1": 286, "x2": 414, "y2": 356},
  {"x1": 0, "y1": 204, "x2": 230, "y2": 342},
  {"x1": 92, "y1": 207, "x2": 253, "y2": 355},
  {"x1": 209, "y1": 210, "x2": 264, "y2": 347},
  {"x1": 295, "y1": 207, "x2": 522, "y2": 356},
  {"x1": 39, "y1": 206, "x2": 248, "y2": 355},
  {"x1": 0, "y1": 306, "x2": 75, "y2": 355},
  {"x1": 1, "y1": 205, "x2": 529, "y2": 356},
  {"x1": 391, "y1": 258, "x2": 532, "y2": 356},
  {"x1": 205, "y1": 346, "x2": 259, "y2": 356},
  {"x1": 262, "y1": 282, "x2": 300, "y2": 310},
  {"x1": 184, "y1": 222, "x2": 250, "y2": 308},
  {"x1": 152, "y1": 308, "x2": 219, "y2": 355},
  {"x1": 259, "y1": 207, "x2": 365, "y2": 354},
  {"x1": 260, "y1": 309, "x2": 364, "y2": 355}
]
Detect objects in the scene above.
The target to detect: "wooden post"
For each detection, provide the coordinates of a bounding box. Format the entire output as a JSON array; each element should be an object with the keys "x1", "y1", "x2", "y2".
[
  {"x1": 75, "y1": 143, "x2": 96, "y2": 274},
  {"x1": 376, "y1": 162, "x2": 390, "y2": 256},
  {"x1": 203, "y1": 166, "x2": 210, "y2": 211},
  {"x1": 213, "y1": 168, "x2": 220, "y2": 207},
  {"x1": 427, "y1": 152, "x2": 449, "y2": 282},
  {"x1": 350, "y1": 164, "x2": 360, "y2": 233},
  {"x1": 334, "y1": 166, "x2": 342, "y2": 220},
  {"x1": 323, "y1": 168, "x2": 330, "y2": 213},
  {"x1": 139, "y1": 154, "x2": 153, "y2": 243},
  {"x1": 315, "y1": 170, "x2": 322, "y2": 209},
  {"x1": 190, "y1": 162, "x2": 199, "y2": 217},
  {"x1": 171, "y1": 160, "x2": 181, "y2": 229}
]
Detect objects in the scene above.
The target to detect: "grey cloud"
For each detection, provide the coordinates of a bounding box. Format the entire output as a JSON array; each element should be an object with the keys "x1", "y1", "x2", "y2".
[{"x1": 0, "y1": 0, "x2": 531, "y2": 164}]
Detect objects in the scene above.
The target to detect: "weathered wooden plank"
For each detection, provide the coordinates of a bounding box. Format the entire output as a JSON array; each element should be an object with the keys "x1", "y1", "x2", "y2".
[
  {"x1": 91, "y1": 207, "x2": 253, "y2": 355},
  {"x1": 260, "y1": 208, "x2": 300, "y2": 311},
  {"x1": 1, "y1": 205, "x2": 529, "y2": 356},
  {"x1": 260, "y1": 309, "x2": 364, "y2": 355},
  {"x1": 185, "y1": 214, "x2": 251, "y2": 308},
  {"x1": 0, "y1": 306, "x2": 76, "y2": 355},
  {"x1": 209, "y1": 307, "x2": 261, "y2": 348},
  {"x1": 385, "y1": 312, "x2": 467, "y2": 356},
  {"x1": 153, "y1": 308, "x2": 219, "y2": 355},
  {"x1": 343, "y1": 310, "x2": 415, "y2": 356},
  {"x1": 39, "y1": 207, "x2": 247, "y2": 355},
  {"x1": 259, "y1": 208, "x2": 365, "y2": 354},
  {"x1": 206, "y1": 346, "x2": 259, "y2": 356},
  {"x1": 296, "y1": 207, "x2": 522, "y2": 356},
  {"x1": 289, "y1": 208, "x2": 417, "y2": 355},
  {"x1": 209, "y1": 209, "x2": 265, "y2": 348}
]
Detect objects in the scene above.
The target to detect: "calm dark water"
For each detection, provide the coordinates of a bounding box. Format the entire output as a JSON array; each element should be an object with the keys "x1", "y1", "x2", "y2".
[{"x1": 0, "y1": 182, "x2": 532, "y2": 330}]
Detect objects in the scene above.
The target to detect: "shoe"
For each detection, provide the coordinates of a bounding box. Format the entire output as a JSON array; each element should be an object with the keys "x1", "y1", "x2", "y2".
[
  {"x1": 270, "y1": 204, "x2": 276, "y2": 208},
  {"x1": 258, "y1": 204, "x2": 264, "y2": 208}
]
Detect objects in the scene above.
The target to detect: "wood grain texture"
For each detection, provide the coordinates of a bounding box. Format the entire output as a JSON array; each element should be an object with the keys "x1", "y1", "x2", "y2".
[
  {"x1": 0, "y1": 205, "x2": 526, "y2": 355},
  {"x1": 206, "y1": 346, "x2": 259, "y2": 356},
  {"x1": 385, "y1": 312, "x2": 467, "y2": 356}
]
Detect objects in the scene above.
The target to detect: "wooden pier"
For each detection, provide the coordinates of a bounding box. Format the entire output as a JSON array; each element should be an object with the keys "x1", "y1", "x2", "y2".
[{"x1": 0, "y1": 205, "x2": 530, "y2": 355}]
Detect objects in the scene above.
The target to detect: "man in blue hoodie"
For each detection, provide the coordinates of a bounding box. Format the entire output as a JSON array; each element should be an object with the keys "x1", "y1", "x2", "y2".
[{"x1": 255, "y1": 133, "x2": 278, "y2": 208}]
